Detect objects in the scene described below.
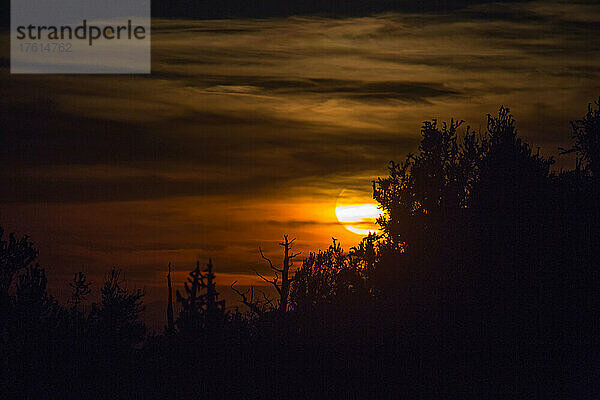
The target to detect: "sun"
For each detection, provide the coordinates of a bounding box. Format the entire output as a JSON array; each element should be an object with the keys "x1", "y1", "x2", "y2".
[{"x1": 334, "y1": 190, "x2": 382, "y2": 235}]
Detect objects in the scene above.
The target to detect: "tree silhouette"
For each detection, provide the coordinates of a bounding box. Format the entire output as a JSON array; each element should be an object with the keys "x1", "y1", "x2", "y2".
[
  {"x1": 0, "y1": 228, "x2": 38, "y2": 311},
  {"x1": 290, "y1": 238, "x2": 345, "y2": 310},
  {"x1": 69, "y1": 271, "x2": 92, "y2": 309},
  {"x1": 231, "y1": 280, "x2": 273, "y2": 317},
  {"x1": 166, "y1": 262, "x2": 174, "y2": 333},
  {"x1": 91, "y1": 268, "x2": 146, "y2": 349},
  {"x1": 256, "y1": 235, "x2": 300, "y2": 314},
  {"x1": 176, "y1": 259, "x2": 226, "y2": 335},
  {"x1": 472, "y1": 106, "x2": 553, "y2": 214},
  {"x1": 347, "y1": 233, "x2": 378, "y2": 292},
  {"x1": 562, "y1": 97, "x2": 600, "y2": 178},
  {"x1": 12, "y1": 264, "x2": 56, "y2": 322}
]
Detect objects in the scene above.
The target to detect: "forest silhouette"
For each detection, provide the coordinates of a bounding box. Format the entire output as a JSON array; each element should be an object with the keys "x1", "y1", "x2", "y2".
[{"x1": 1, "y1": 100, "x2": 599, "y2": 398}]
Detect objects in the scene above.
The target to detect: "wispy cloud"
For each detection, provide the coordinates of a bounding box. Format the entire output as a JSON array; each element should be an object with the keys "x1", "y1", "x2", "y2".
[{"x1": 1, "y1": 1, "x2": 599, "y2": 293}]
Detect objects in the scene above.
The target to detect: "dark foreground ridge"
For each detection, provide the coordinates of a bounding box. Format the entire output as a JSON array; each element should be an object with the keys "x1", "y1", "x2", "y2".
[{"x1": 1, "y1": 100, "x2": 599, "y2": 399}]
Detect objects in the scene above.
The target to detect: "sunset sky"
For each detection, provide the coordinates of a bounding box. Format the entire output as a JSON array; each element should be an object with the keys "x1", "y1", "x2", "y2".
[{"x1": 1, "y1": 0, "x2": 600, "y2": 318}]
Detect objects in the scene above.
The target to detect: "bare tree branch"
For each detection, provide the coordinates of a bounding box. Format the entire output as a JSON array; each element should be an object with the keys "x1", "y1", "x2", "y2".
[
  {"x1": 255, "y1": 270, "x2": 282, "y2": 295},
  {"x1": 259, "y1": 246, "x2": 283, "y2": 272},
  {"x1": 231, "y1": 281, "x2": 263, "y2": 315},
  {"x1": 259, "y1": 290, "x2": 274, "y2": 307}
]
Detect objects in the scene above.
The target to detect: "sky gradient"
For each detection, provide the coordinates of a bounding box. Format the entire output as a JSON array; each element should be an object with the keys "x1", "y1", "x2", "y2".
[{"x1": 1, "y1": 0, "x2": 600, "y2": 316}]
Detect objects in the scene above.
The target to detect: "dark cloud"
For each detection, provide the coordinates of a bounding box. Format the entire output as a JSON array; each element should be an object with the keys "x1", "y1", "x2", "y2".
[
  {"x1": 244, "y1": 78, "x2": 461, "y2": 101},
  {"x1": 0, "y1": 108, "x2": 416, "y2": 202},
  {"x1": 143, "y1": 73, "x2": 460, "y2": 103},
  {"x1": 3, "y1": 4, "x2": 600, "y2": 205},
  {"x1": 151, "y1": 0, "x2": 535, "y2": 19},
  {"x1": 0, "y1": 0, "x2": 539, "y2": 29}
]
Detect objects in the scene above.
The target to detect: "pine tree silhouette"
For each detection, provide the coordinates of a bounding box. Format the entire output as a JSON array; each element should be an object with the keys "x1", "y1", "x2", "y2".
[
  {"x1": 69, "y1": 272, "x2": 91, "y2": 309},
  {"x1": 176, "y1": 259, "x2": 225, "y2": 336}
]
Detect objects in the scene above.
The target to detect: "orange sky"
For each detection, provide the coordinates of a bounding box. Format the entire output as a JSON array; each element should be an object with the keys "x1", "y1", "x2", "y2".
[{"x1": 2, "y1": 3, "x2": 600, "y2": 320}]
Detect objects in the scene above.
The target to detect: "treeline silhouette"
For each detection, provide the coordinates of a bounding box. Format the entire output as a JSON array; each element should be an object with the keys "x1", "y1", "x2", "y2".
[{"x1": 1, "y1": 100, "x2": 599, "y2": 399}]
